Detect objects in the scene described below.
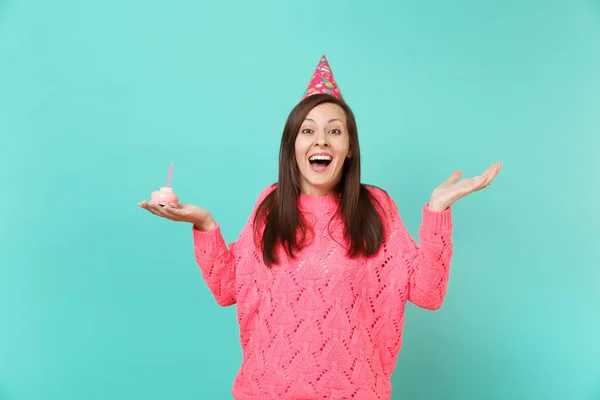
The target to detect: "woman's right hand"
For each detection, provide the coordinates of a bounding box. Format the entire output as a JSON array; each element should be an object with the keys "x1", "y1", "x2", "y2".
[{"x1": 138, "y1": 201, "x2": 217, "y2": 231}]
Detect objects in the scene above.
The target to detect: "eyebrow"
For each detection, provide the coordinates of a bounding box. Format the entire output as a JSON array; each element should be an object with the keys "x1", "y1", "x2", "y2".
[{"x1": 303, "y1": 118, "x2": 343, "y2": 123}]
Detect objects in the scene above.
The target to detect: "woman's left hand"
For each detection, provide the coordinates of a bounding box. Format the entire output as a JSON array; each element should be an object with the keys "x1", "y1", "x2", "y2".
[{"x1": 428, "y1": 162, "x2": 503, "y2": 211}]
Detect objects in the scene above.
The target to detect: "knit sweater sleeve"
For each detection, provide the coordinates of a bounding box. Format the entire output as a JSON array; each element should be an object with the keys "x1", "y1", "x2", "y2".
[
  {"x1": 376, "y1": 189, "x2": 454, "y2": 310},
  {"x1": 191, "y1": 185, "x2": 275, "y2": 307},
  {"x1": 192, "y1": 223, "x2": 238, "y2": 306}
]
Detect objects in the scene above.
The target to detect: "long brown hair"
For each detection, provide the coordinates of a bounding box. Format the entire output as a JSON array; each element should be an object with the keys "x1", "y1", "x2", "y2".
[{"x1": 254, "y1": 94, "x2": 385, "y2": 266}]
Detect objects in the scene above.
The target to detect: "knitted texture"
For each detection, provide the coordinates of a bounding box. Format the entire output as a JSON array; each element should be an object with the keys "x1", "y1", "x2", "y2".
[{"x1": 192, "y1": 185, "x2": 453, "y2": 399}]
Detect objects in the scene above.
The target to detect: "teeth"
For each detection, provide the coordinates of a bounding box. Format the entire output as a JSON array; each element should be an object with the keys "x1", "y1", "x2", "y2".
[{"x1": 309, "y1": 155, "x2": 332, "y2": 161}]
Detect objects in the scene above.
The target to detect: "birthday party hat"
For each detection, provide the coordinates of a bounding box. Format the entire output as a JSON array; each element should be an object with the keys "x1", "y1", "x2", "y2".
[{"x1": 302, "y1": 55, "x2": 342, "y2": 100}]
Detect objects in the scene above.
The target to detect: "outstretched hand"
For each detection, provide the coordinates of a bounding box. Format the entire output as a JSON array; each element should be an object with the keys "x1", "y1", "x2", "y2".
[
  {"x1": 137, "y1": 201, "x2": 217, "y2": 231},
  {"x1": 428, "y1": 162, "x2": 503, "y2": 211}
]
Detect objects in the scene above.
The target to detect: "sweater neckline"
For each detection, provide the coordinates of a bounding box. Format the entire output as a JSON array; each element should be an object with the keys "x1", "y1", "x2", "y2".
[{"x1": 298, "y1": 191, "x2": 340, "y2": 211}]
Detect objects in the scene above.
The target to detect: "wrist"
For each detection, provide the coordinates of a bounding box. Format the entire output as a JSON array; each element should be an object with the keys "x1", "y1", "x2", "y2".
[
  {"x1": 193, "y1": 217, "x2": 217, "y2": 231},
  {"x1": 428, "y1": 201, "x2": 448, "y2": 212}
]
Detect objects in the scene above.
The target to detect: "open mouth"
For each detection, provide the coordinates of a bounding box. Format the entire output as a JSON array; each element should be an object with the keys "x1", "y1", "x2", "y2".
[{"x1": 308, "y1": 154, "x2": 333, "y2": 171}]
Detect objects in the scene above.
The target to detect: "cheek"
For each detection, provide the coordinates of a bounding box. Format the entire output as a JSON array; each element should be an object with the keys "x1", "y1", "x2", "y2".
[
  {"x1": 334, "y1": 138, "x2": 351, "y2": 158},
  {"x1": 294, "y1": 137, "x2": 309, "y2": 157}
]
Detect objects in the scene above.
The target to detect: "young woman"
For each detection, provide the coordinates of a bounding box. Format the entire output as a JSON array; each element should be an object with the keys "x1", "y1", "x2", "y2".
[{"x1": 138, "y1": 56, "x2": 501, "y2": 399}]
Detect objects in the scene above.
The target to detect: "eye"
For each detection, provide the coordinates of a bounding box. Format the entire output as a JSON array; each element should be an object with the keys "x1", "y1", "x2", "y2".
[
  {"x1": 301, "y1": 128, "x2": 313, "y2": 134},
  {"x1": 329, "y1": 129, "x2": 341, "y2": 135}
]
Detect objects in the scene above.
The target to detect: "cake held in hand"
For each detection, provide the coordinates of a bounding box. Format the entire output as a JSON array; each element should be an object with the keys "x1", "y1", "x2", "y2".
[
  {"x1": 151, "y1": 186, "x2": 178, "y2": 206},
  {"x1": 150, "y1": 162, "x2": 178, "y2": 206}
]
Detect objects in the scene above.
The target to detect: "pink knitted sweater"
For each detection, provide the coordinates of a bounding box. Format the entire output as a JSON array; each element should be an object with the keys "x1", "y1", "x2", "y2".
[{"x1": 192, "y1": 184, "x2": 453, "y2": 399}]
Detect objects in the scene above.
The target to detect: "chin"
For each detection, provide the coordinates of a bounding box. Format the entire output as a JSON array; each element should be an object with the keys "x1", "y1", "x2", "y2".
[{"x1": 303, "y1": 177, "x2": 341, "y2": 195}]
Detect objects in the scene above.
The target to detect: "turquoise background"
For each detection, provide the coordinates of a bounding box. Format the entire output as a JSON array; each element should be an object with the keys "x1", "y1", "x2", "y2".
[{"x1": 1, "y1": 0, "x2": 599, "y2": 399}]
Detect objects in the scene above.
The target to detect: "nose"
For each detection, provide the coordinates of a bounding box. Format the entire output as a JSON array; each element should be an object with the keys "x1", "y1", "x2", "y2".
[{"x1": 313, "y1": 130, "x2": 330, "y2": 147}]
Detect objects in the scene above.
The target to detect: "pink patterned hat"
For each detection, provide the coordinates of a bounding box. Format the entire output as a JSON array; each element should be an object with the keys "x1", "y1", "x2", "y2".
[{"x1": 302, "y1": 55, "x2": 342, "y2": 100}]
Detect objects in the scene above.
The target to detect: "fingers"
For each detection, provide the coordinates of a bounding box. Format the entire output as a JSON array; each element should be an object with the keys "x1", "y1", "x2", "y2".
[
  {"x1": 160, "y1": 204, "x2": 186, "y2": 220},
  {"x1": 457, "y1": 176, "x2": 483, "y2": 195},
  {"x1": 436, "y1": 170, "x2": 462, "y2": 190},
  {"x1": 433, "y1": 162, "x2": 502, "y2": 207},
  {"x1": 465, "y1": 162, "x2": 503, "y2": 191},
  {"x1": 446, "y1": 170, "x2": 463, "y2": 185},
  {"x1": 138, "y1": 201, "x2": 180, "y2": 221},
  {"x1": 140, "y1": 201, "x2": 163, "y2": 216},
  {"x1": 455, "y1": 173, "x2": 488, "y2": 195},
  {"x1": 481, "y1": 162, "x2": 502, "y2": 188}
]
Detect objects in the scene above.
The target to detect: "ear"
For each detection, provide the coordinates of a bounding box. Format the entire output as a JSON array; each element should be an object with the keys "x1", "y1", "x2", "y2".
[{"x1": 346, "y1": 149, "x2": 352, "y2": 158}]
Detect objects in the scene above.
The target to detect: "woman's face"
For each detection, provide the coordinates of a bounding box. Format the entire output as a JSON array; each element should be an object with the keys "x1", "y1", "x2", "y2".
[{"x1": 294, "y1": 102, "x2": 352, "y2": 196}]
